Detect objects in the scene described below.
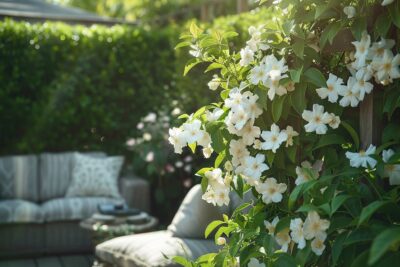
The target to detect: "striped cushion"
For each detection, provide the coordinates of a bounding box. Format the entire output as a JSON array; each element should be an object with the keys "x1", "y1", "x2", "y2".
[
  {"x1": 0, "y1": 200, "x2": 43, "y2": 223},
  {"x1": 39, "y1": 152, "x2": 106, "y2": 201},
  {"x1": 0, "y1": 155, "x2": 38, "y2": 201},
  {"x1": 42, "y1": 197, "x2": 123, "y2": 222},
  {"x1": 96, "y1": 231, "x2": 219, "y2": 267}
]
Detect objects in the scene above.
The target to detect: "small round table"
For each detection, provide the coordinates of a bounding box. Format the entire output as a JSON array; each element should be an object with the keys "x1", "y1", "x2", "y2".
[{"x1": 80, "y1": 212, "x2": 158, "y2": 245}]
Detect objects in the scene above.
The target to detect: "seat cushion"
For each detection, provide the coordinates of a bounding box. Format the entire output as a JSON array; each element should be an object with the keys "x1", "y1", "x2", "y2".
[
  {"x1": 0, "y1": 155, "x2": 39, "y2": 201},
  {"x1": 167, "y1": 184, "x2": 229, "y2": 239},
  {"x1": 42, "y1": 197, "x2": 123, "y2": 222},
  {"x1": 96, "y1": 231, "x2": 219, "y2": 267},
  {"x1": 39, "y1": 151, "x2": 106, "y2": 201},
  {"x1": 0, "y1": 200, "x2": 43, "y2": 223}
]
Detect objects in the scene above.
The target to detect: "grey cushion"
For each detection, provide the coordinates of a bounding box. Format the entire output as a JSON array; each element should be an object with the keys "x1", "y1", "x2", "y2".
[
  {"x1": 96, "y1": 230, "x2": 219, "y2": 267},
  {"x1": 39, "y1": 151, "x2": 106, "y2": 201},
  {"x1": 0, "y1": 155, "x2": 39, "y2": 201},
  {"x1": 42, "y1": 197, "x2": 123, "y2": 222},
  {"x1": 167, "y1": 184, "x2": 229, "y2": 239},
  {"x1": 0, "y1": 200, "x2": 43, "y2": 223},
  {"x1": 66, "y1": 153, "x2": 123, "y2": 198}
]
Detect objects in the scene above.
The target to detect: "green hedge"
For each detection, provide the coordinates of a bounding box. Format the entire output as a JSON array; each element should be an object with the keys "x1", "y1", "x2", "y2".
[{"x1": 0, "y1": 19, "x2": 180, "y2": 155}]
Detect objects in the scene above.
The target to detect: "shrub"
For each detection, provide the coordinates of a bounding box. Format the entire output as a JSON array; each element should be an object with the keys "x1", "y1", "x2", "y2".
[{"x1": 171, "y1": 0, "x2": 400, "y2": 266}]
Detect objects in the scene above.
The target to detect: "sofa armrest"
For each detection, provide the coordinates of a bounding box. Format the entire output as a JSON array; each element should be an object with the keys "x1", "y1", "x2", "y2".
[{"x1": 119, "y1": 176, "x2": 151, "y2": 213}]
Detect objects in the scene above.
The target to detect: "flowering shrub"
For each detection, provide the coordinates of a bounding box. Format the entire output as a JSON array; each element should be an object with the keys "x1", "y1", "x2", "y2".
[
  {"x1": 170, "y1": 0, "x2": 400, "y2": 266},
  {"x1": 126, "y1": 105, "x2": 206, "y2": 223}
]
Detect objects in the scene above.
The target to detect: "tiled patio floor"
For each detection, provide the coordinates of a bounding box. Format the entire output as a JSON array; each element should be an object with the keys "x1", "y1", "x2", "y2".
[{"x1": 0, "y1": 254, "x2": 94, "y2": 267}]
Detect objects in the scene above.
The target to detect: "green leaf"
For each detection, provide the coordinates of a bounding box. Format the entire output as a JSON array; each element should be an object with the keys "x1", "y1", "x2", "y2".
[
  {"x1": 184, "y1": 59, "x2": 201, "y2": 76},
  {"x1": 290, "y1": 83, "x2": 307, "y2": 114},
  {"x1": 341, "y1": 121, "x2": 360, "y2": 150},
  {"x1": 389, "y1": 0, "x2": 400, "y2": 28},
  {"x1": 374, "y1": 14, "x2": 392, "y2": 38},
  {"x1": 369, "y1": 227, "x2": 400, "y2": 265},
  {"x1": 188, "y1": 142, "x2": 196, "y2": 153},
  {"x1": 313, "y1": 134, "x2": 346, "y2": 150},
  {"x1": 292, "y1": 39, "x2": 305, "y2": 59},
  {"x1": 275, "y1": 216, "x2": 291, "y2": 233},
  {"x1": 288, "y1": 183, "x2": 304, "y2": 211},
  {"x1": 358, "y1": 200, "x2": 392, "y2": 226},
  {"x1": 331, "y1": 195, "x2": 352, "y2": 216},
  {"x1": 273, "y1": 253, "x2": 297, "y2": 267},
  {"x1": 205, "y1": 220, "x2": 225, "y2": 238},
  {"x1": 175, "y1": 41, "x2": 192, "y2": 50},
  {"x1": 304, "y1": 67, "x2": 326, "y2": 88},
  {"x1": 211, "y1": 130, "x2": 225, "y2": 153},
  {"x1": 289, "y1": 66, "x2": 303, "y2": 83},
  {"x1": 172, "y1": 256, "x2": 193, "y2": 267},
  {"x1": 201, "y1": 176, "x2": 208, "y2": 192},
  {"x1": 328, "y1": 21, "x2": 342, "y2": 44},
  {"x1": 272, "y1": 95, "x2": 286, "y2": 122},
  {"x1": 214, "y1": 152, "x2": 225, "y2": 168},
  {"x1": 351, "y1": 250, "x2": 369, "y2": 267},
  {"x1": 223, "y1": 31, "x2": 239, "y2": 39},
  {"x1": 332, "y1": 232, "x2": 347, "y2": 266},
  {"x1": 205, "y1": 62, "x2": 224, "y2": 73},
  {"x1": 351, "y1": 17, "x2": 367, "y2": 40},
  {"x1": 315, "y1": 5, "x2": 329, "y2": 19},
  {"x1": 189, "y1": 22, "x2": 202, "y2": 38}
]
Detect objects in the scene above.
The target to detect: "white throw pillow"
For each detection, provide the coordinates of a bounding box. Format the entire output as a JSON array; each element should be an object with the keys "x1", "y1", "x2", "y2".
[{"x1": 65, "y1": 153, "x2": 124, "y2": 198}]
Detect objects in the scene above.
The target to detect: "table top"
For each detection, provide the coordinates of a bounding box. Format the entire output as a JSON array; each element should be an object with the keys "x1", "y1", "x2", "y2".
[{"x1": 80, "y1": 212, "x2": 158, "y2": 234}]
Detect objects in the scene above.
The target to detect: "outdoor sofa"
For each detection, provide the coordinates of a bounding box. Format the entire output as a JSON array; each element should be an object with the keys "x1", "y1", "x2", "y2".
[
  {"x1": 95, "y1": 184, "x2": 253, "y2": 267},
  {"x1": 0, "y1": 152, "x2": 150, "y2": 258}
]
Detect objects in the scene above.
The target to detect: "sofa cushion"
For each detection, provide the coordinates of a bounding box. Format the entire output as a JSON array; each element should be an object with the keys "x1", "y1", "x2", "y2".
[
  {"x1": 42, "y1": 197, "x2": 123, "y2": 222},
  {"x1": 96, "y1": 231, "x2": 219, "y2": 267},
  {"x1": 65, "y1": 153, "x2": 123, "y2": 198},
  {"x1": 39, "y1": 151, "x2": 106, "y2": 201},
  {"x1": 0, "y1": 155, "x2": 38, "y2": 201},
  {"x1": 0, "y1": 200, "x2": 43, "y2": 223},
  {"x1": 167, "y1": 184, "x2": 229, "y2": 239}
]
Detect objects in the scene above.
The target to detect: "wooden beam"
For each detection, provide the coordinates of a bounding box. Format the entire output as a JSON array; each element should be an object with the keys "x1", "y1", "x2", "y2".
[
  {"x1": 237, "y1": 0, "x2": 248, "y2": 13},
  {"x1": 360, "y1": 92, "x2": 374, "y2": 149}
]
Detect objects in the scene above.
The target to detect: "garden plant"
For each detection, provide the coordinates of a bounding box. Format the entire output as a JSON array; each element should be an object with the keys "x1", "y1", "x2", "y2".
[{"x1": 169, "y1": 0, "x2": 400, "y2": 266}]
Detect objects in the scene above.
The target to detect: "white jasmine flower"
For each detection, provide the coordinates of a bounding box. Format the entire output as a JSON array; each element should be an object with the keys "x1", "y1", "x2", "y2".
[
  {"x1": 275, "y1": 229, "x2": 291, "y2": 252},
  {"x1": 382, "y1": 0, "x2": 394, "y2": 6},
  {"x1": 143, "y1": 112, "x2": 157, "y2": 123},
  {"x1": 143, "y1": 133, "x2": 152, "y2": 141},
  {"x1": 286, "y1": 81, "x2": 295, "y2": 92},
  {"x1": 243, "y1": 91, "x2": 263, "y2": 120},
  {"x1": 225, "y1": 90, "x2": 245, "y2": 111},
  {"x1": 253, "y1": 139, "x2": 262, "y2": 150},
  {"x1": 343, "y1": 6, "x2": 356, "y2": 18},
  {"x1": 247, "y1": 258, "x2": 266, "y2": 267},
  {"x1": 224, "y1": 161, "x2": 233, "y2": 171},
  {"x1": 241, "y1": 154, "x2": 269, "y2": 185},
  {"x1": 213, "y1": 187, "x2": 230, "y2": 206},
  {"x1": 264, "y1": 216, "x2": 279, "y2": 235},
  {"x1": 302, "y1": 104, "x2": 332, "y2": 134},
  {"x1": 327, "y1": 113, "x2": 341, "y2": 129},
  {"x1": 216, "y1": 237, "x2": 226, "y2": 245},
  {"x1": 229, "y1": 139, "x2": 250, "y2": 167},
  {"x1": 290, "y1": 218, "x2": 306, "y2": 249},
  {"x1": 311, "y1": 233, "x2": 327, "y2": 256},
  {"x1": 255, "y1": 177, "x2": 287, "y2": 204},
  {"x1": 303, "y1": 211, "x2": 330, "y2": 240},
  {"x1": 202, "y1": 146, "x2": 213, "y2": 159},
  {"x1": 265, "y1": 70, "x2": 288, "y2": 100},
  {"x1": 249, "y1": 64, "x2": 268, "y2": 85},
  {"x1": 316, "y1": 73, "x2": 345, "y2": 103},
  {"x1": 260, "y1": 123, "x2": 288, "y2": 153},
  {"x1": 283, "y1": 125, "x2": 299, "y2": 147},
  {"x1": 145, "y1": 151, "x2": 154, "y2": 162},
  {"x1": 207, "y1": 75, "x2": 220, "y2": 91},
  {"x1": 240, "y1": 46, "x2": 255, "y2": 66},
  {"x1": 372, "y1": 50, "x2": 400, "y2": 83},
  {"x1": 168, "y1": 127, "x2": 186, "y2": 154},
  {"x1": 206, "y1": 108, "x2": 224, "y2": 122},
  {"x1": 182, "y1": 119, "x2": 204, "y2": 144},
  {"x1": 229, "y1": 107, "x2": 250, "y2": 131},
  {"x1": 295, "y1": 161, "x2": 320, "y2": 185},
  {"x1": 263, "y1": 54, "x2": 288, "y2": 74},
  {"x1": 355, "y1": 64, "x2": 374, "y2": 81},
  {"x1": 382, "y1": 149, "x2": 400, "y2": 185},
  {"x1": 338, "y1": 77, "x2": 361, "y2": 107},
  {"x1": 197, "y1": 131, "x2": 212, "y2": 147},
  {"x1": 352, "y1": 32, "x2": 371, "y2": 69},
  {"x1": 238, "y1": 122, "x2": 261, "y2": 146},
  {"x1": 367, "y1": 38, "x2": 395, "y2": 60},
  {"x1": 352, "y1": 78, "x2": 373, "y2": 101},
  {"x1": 189, "y1": 44, "x2": 201, "y2": 58},
  {"x1": 345, "y1": 144, "x2": 377, "y2": 168}
]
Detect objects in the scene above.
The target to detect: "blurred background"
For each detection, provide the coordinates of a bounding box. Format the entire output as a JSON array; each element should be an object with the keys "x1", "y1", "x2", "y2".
[{"x1": 0, "y1": 0, "x2": 272, "y2": 225}]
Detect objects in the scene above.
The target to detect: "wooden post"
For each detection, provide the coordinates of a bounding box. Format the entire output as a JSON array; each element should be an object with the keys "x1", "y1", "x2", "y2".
[
  {"x1": 237, "y1": 0, "x2": 248, "y2": 13},
  {"x1": 360, "y1": 93, "x2": 374, "y2": 149},
  {"x1": 200, "y1": 3, "x2": 209, "y2": 21}
]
